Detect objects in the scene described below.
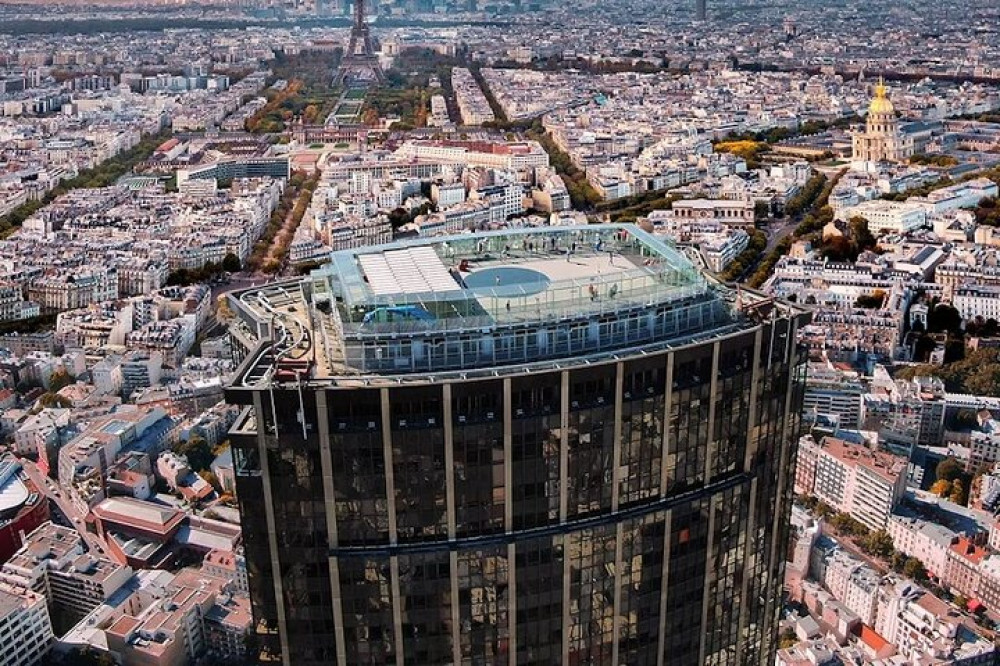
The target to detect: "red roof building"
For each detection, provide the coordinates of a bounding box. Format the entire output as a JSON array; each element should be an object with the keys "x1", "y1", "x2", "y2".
[{"x1": 0, "y1": 456, "x2": 50, "y2": 564}]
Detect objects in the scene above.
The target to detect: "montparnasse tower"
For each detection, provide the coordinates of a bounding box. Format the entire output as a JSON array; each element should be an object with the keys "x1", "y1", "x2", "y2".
[{"x1": 852, "y1": 76, "x2": 914, "y2": 164}]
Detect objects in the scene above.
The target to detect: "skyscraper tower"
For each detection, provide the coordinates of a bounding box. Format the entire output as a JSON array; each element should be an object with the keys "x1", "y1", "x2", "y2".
[
  {"x1": 696, "y1": 0, "x2": 706, "y2": 20},
  {"x1": 336, "y1": 0, "x2": 384, "y2": 85},
  {"x1": 225, "y1": 225, "x2": 810, "y2": 666}
]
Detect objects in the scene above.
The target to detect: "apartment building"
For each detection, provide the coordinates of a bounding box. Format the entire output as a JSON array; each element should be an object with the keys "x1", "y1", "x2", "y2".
[
  {"x1": 103, "y1": 567, "x2": 250, "y2": 666},
  {"x1": 943, "y1": 537, "x2": 988, "y2": 600},
  {"x1": 431, "y1": 181, "x2": 466, "y2": 208},
  {"x1": 201, "y1": 550, "x2": 248, "y2": 597},
  {"x1": 700, "y1": 228, "x2": 750, "y2": 272},
  {"x1": 27, "y1": 268, "x2": 118, "y2": 312},
  {"x1": 55, "y1": 302, "x2": 133, "y2": 351},
  {"x1": 0, "y1": 283, "x2": 39, "y2": 322},
  {"x1": 887, "y1": 515, "x2": 957, "y2": 579},
  {"x1": 875, "y1": 582, "x2": 995, "y2": 665},
  {"x1": 0, "y1": 332, "x2": 55, "y2": 356},
  {"x1": 820, "y1": 548, "x2": 880, "y2": 625},
  {"x1": 796, "y1": 435, "x2": 907, "y2": 531},
  {"x1": 954, "y1": 284, "x2": 1000, "y2": 323},
  {"x1": 120, "y1": 351, "x2": 163, "y2": 399},
  {"x1": 394, "y1": 139, "x2": 549, "y2": 174},
  {"x1": 56, "y1": 406, "x2": 172, "y2": 490},
  {"x1": 0, "y1": 582, "x2": 54, "y2": 666},
  {"x1": 909, "y1": 177, "x2": 998, "y2": 216},
  {"x1": 803, "y1": 363, "x2": 865, "y2": 429},
  {"x1": 450, "y1": 68, "x2": 495, "y2": 125},
  {"x1": 969, "y1": 418, "x2": 1000, "y2": 472},
  {"x1": 0, "y1": 523, "x2": 132, "y2": 626},
  {"x1": 977, "y1": 556, "x2": 1000, "y2": 612}
]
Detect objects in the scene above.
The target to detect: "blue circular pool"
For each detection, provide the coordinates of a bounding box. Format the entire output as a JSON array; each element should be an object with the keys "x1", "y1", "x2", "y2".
[{"x1": 464, "y1": 266, "x2": 550, "y2": 297}]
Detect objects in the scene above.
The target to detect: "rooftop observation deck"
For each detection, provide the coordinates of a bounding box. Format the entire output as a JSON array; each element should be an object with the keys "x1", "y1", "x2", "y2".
[{"x1": 228, "y1": 224, "x2": 788, "y2": 388}]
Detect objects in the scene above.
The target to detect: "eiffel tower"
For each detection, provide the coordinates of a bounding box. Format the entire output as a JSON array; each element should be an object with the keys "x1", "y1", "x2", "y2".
[{"x1": 336, "y1": 0, "x2": 384, "y2": 85}]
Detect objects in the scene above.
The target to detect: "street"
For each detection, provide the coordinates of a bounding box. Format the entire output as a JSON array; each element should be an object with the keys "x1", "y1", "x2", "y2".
[
  {"x1": 764, "y1": 218, "x2": 799, "y2": 254},
  {"x1": 19, "y1": 458, "x2": 109, "y2": 556}
]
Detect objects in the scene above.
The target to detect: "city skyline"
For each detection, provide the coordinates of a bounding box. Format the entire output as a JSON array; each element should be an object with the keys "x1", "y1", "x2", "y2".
[{"x1": 0, "y1": 2, "x2": 999, "y2": 665}]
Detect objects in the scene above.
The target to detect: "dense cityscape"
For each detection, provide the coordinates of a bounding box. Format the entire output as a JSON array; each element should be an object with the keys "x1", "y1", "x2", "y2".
[{"x1": 1, "y1": 0, "x2": 1000, "y2": 665}]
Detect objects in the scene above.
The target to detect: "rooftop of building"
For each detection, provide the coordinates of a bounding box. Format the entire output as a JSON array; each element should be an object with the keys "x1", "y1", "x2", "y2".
[
  {"x1": 203, "y1": 548, "x2": 242, "y2": 571},
  {"x1": 398, "y1": 139, "x2": 545, "y2": 156},
  {"x1": 0, "y1": 457, "x2": 29, "y2": 516},
  {"x1": 0, "y1": 582, "x2": 42, "y2": 617},
  {"x1": 5, "y1": 522, "x2": 129, "y2": 587},
  {"x1": 6, "y1": 522, "x2": 82, "y2": 568},
  {"x1": 93, "y1": 497, "x2": 185, "y2": 536},
  {"x1": 949, "y1": 536, "x2": 988, "y2": 566},
  {"x1": 815, "y1": 436, "x2": 907, "y2": 484},
  {"x1": 227, "y1": 224, "x2": 801, "y2": 387}
]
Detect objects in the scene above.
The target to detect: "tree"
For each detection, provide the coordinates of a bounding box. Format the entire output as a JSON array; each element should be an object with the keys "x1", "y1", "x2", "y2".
[
  {"x1": 890, "y1": 551, "x2": 906, "y2": 572},
  {"x1": 221, "y1": 253, "x2": 241, "y2": 273},
  {"x1": 951, "y1": 408, "x2": 981, "y2": 430},
  {"x1": 361, "y1": 107, "x2": 379, "y2": 126},
  {"x1": 927, "y1": 303, "x2": 963, "y2": 336},
  {"x1": 38, "y1": 392, "x2": 72, "y2": 409},
  {"x1": 896, "y1": 348, "x2": 1000, "y2": 397},
  {"x1": 830, "y1": 512, "x2": 868, "y2": 537},
  {"x1": 784, "y1": 173, "x2": 828, "y2": 218},
  {"x1": 198, "y1": 470, "x2": 220, "y2": 490},
  {"x1": 861, "y1": 530, "x2": 894, "y2": 559},
  {"x1": 48, "y1": 368, "x2": 73, "y2": 393},
  {"x1": 849, "y1": 216, "x2": 876, "y2": 253},
  {"x1": 903, "y1": 557, "x2": 927, "y2": 581},
  {"x1": 387, "y1": 207, "x2": 411, "y2": 229},
  {"x1": 175, "y1": 435, "x2": 214, "y2": 472},
  {"x1": 949, "y1": 478, "x2": 968, "y2": 506},
  {"x1": 814, "y1": 499, "x2": 835, "y2": 519},
  {"x1": 855, "y1": 290, "x2": 887, "y2": 309},
  {"x1": 936, "y1": 457, "x2": 964, "y2": 483},
  {"x1": 930, "y1": 479, "x2": 952, "y2": 497},
  {"x1": 954, "y1": 594, "x2": 969, "y2": 610}
]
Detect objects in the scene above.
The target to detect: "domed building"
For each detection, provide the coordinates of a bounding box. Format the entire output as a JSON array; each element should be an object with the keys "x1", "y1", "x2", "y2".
[{"x1": 852, "y1": 78, "x2": 914, "y2": 164}]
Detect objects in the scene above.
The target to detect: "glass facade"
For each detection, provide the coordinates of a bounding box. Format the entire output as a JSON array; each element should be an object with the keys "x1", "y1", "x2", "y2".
[{"x1": 227, "y1": 313, "x2": 808, "y2": 666}]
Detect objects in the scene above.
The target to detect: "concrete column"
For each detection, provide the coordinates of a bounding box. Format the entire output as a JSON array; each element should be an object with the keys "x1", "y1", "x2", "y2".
[
  {"x1": 253, "y1": 390, "x2": 290, "y2": 666},
  {"x1": 315, "y1": 390, "x2": 347, "y2": 666},
  {"x1": 443, "y1": 384, "x2": 461, "y2": 665},
  {"x1": 660, "y1": 353, "x2": 674, "y2": 496},
  {"x1": 704, "y1": 340, "x2": 721, "y2": 483},
  {"x1": 655, "y1": 509, "x2": 672, "y2": 666},
  {"x1": 697, "y1": 496, "x2": 719, "y2": 664}
]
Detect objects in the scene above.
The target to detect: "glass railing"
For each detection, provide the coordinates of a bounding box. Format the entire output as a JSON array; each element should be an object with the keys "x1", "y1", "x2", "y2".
[
  {"x1": 339, "y1": 280, "x2": 709, "y2": 339},
  {"x1": 340, "y1": 296, "x2": 732, "y2": 374}
]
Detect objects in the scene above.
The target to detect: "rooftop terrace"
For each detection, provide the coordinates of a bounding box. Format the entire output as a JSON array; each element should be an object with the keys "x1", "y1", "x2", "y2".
[{"x1": 228, "y1": 224, "x2": 787, "y2": 387}]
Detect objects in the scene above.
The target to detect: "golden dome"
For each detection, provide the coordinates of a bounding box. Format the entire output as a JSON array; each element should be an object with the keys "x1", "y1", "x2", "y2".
[{"x1": 869, "y1": 77, "x2": 895, "y2": 115}]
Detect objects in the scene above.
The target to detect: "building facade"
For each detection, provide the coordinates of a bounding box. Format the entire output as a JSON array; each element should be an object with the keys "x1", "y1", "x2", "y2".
[
  {"x1": 0, "y1": 582, "x2": 54, "y2": 666},
  {"x1": 224, "y1": 225, "x2": 809, "y2": 665},
  {"x1": 794, "y1": 435, "x2": 907, "y2": 532}
]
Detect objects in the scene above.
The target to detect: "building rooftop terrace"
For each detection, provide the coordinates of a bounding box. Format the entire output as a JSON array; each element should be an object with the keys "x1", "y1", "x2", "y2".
[{"x1": 227, "y1": 224, "x2": 799, "y2": 388}]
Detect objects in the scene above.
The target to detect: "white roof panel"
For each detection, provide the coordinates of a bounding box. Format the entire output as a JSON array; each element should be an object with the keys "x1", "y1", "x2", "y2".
[{"x1": 359, "y1": 248, "x2": 461, "y2": 296}]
